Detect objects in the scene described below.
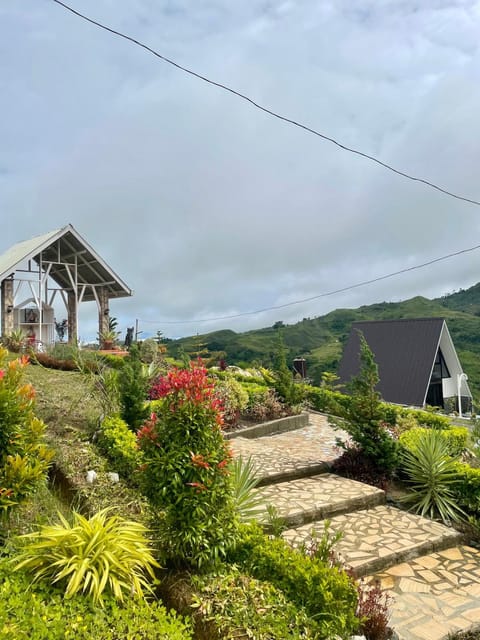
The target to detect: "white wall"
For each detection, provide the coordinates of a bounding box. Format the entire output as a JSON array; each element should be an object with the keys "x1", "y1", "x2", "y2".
[{"x1": 439, "y1": 323, "x2": 472, "y2": 399}]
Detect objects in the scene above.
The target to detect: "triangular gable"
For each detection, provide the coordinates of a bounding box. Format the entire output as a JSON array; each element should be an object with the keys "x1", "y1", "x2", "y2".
[
  {"x1": 338, "y1": 318, "x2": 445, "y2": 406},
  {"x1": 0, "y1": 224, "x2": 132, "y2": 301}
]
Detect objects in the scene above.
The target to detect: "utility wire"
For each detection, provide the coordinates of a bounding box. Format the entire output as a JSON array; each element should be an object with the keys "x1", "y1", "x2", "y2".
[
  {"x1": 137, "y1": 242, "x2": 480, "y2": 324},
  {"x1": 50, "y1": 0, "x2": 480, "y2": 207}
]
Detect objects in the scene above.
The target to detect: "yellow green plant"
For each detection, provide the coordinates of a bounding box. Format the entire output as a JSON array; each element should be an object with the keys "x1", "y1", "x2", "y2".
[{"x1": 14, "y1": 508, "x2": 160, "y2": 604}]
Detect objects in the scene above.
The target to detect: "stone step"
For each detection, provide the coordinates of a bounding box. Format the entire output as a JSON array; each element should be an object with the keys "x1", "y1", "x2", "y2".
[
  {"x1": 256, "y1": 473, "x2": 385, "y2": 528},
  {"x1": 283, "y1": 505, "x2": 463, "y2": 578},
  {"x1": 367, "y1": 545, "x2": 480, "y2": 640},
  {"x1": 230, "y1": 414, "x2": 347, "y2": 485}
]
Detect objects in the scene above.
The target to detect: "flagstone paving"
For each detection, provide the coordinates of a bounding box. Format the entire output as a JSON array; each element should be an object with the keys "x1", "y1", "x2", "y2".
[
  {"x1": 230, "y1": 413, "x2": 347, "y2": 484},
  {"x1": 230, "y1": 412, "x2": 480, "y2": 640},
  {"x1": 257, "y1": 473, "x2": 385, "y2": 526},
  {"x1": 283, "y1": 505, "x2": 463, "y2": 578},
  {"x1": 367, "y1": 546, "x2": 480, "y2": 640}
]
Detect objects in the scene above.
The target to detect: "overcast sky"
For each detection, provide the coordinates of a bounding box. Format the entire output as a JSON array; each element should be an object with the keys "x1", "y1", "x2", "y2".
[{"x1": 1, "y1": 0, "x2": 480, "y2": 341}]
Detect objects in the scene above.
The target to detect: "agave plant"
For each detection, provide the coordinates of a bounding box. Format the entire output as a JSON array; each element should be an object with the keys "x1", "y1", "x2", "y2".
[
  {"x1": 400, "y1": 429, "x2": 465, "y2": 524},
  {"x1": 14, "y1": 508, "x2": 160, "y2": 604},
  {"x1": 230, "y1": 456, "x2": 265, "y2": 523},
  {"x1": 4, "y1": 329, "x2": 26, "y2": 353}
]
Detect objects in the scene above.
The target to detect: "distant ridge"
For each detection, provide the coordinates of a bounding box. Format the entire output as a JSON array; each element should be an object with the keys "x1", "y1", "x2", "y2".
[{"x1": 165, "y1": 283, "x2": 480, "y2": 401}]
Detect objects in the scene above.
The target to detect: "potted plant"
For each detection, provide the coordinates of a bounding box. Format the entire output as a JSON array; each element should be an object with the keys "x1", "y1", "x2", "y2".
[
  {"x1": 99, "y1": 329, "x2": 119, "y2": 351},
  {"x1": 3, "y1": 328, "x2": 26, "y2": 353}
]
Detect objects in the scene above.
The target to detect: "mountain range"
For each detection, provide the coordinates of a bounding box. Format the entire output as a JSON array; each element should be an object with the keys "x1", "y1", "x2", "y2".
[{"x1": 165, "y1": 282, "x2": 480, "y2": 402}]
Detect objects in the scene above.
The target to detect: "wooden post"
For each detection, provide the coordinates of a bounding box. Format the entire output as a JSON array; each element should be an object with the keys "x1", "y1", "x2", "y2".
[
  {"x1": 1, "y1": 277, "x2": 14, "y2": 338},
  {"x1": 98, "y1": 287, "x2": 109, "y2": 344},
  {"x1": 67, "y1": 291, "x2": 78, "y2": 344}
]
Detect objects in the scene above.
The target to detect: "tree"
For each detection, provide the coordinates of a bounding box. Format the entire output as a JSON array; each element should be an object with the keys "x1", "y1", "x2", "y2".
[
  {"x1": 337, "y1": 332, "x2": 398, "y2": 473},
  {"x1": 119, "y1": 344, "x2": 149, "y2": 430},
  {"x1": 272, "y1": 332, "x2": 304, "y2": 406}
]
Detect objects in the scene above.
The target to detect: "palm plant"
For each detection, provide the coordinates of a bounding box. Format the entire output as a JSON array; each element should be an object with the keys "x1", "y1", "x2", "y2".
[
  {"x1": 14, "y1": 508, "x2": 160, "y2": 604},
  {"x1": 400, "y1": 429, "x2": 465, "y2": 523},
  {"x1": 230, "y1": 456, "x2": 265, "y2": 523}
]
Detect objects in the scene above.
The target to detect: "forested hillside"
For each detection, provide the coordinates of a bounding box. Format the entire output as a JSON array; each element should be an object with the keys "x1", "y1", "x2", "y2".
[{"x1": 166, "y1": 284, "x2": 480, "y2": 401}]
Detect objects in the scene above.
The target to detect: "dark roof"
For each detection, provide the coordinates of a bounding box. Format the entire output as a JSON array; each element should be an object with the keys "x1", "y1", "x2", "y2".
[{"x1": 337, "y1": 318, "x2": 445, "y2": 406}]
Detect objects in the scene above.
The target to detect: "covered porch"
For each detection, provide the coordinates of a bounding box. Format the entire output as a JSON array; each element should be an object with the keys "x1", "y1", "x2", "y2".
[{"x1": 0, "y1": 224, "x2": 132, "y2": 347}]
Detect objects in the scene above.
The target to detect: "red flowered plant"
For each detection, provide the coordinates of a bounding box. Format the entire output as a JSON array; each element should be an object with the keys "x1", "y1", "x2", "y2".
[
  {"x1": 138, "y1": 362, "x2": 238, "y2": 568},
  {"x1": 137, "y1": 413, "x2": 159, "y2": 446},
  {"x1": 0, "y1": 347, "x2": 52, "y2": 512}
]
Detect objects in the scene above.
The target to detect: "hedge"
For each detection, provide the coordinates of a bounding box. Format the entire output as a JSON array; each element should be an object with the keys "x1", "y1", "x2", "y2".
[
  {"x1": 0, "y1": 556, "x2": 193, "y2": 640},
  {"x1": 228, "y1": 523, "x2": 359, "y2": 639},
  {"x1": 399, "y1": 427, "x2": 469, "y2": 457},
  {"x1": 305, "y1": 385, "x2": 452, "y2": 430}
]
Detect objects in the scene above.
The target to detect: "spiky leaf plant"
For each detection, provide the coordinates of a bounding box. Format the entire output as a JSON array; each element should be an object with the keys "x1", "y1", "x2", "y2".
[
  {"x1": 400, "y1": 429, "x2": 465, "y2": 524},
  {"x1": 231, "y1": 456, "x2": 265, "y2": 523},
  {"x1": 14, "y1": 508, "x2": 160, "y2": 604}
]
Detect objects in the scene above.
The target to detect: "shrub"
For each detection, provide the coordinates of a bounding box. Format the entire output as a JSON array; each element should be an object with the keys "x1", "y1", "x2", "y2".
[
  {"x1": 356, "y1": 579, "x2": 394, "y2": 640},
  {"x1": 214, "y1": 376, "x2": 248, "y2": 427},
  {"x1": 99, "y1": 353, "x2": 126, "y2": 370},
  {"x1": 119, "y1": 345, "x2": 149, "y2": 430},
  {"x1": 0, "y1": 348, "x2": 53, "y2": 513},
  {"x1": 395, "y1": 412, "x2": 420, "y2": 434},
  {"x1": 400, "y1": 427, "x2": 468, "y2": 458},
  {"x1": 399, "y1": 429, "x2": 465, "y2": 523},
  {"x1": 97, "y1": 416, "x2": 142, "y2": 479},
  {"x1": 305, "y1": 386, "x2": 452, "y2": 433},
  {"x1": 331, "y1": 444, "x2": 390, "y2": 490},
  {"x1": 305, "y1": 385, "x2": 342, "y2": 414},
  {"x1": 243, "y1": 388, "x2": 289, "y2": 422},
  {"x1": 452, "y1": 462, "x2": 480, "y2": 518},
  {"x1": 272, "y1": 333, "x2": 305, "y2": 406},
  {"x1": 0, "y1": 554, "x2": 192, "y2": 639},
  {"x1": 138, "y1": 363, "x2": 239, "y2": 568},
  {"x1": 139, "y1": 338, "x2": 162, "y2": 364},
  {"x1": 229, "y1": 523, "x2": 359, "y2": 639},
  {"x1": 399, "y1": 408, "x2": 451, "y2": 430},
  {"x1": 191, "y1": 568, "x2": 316, "y2": 639},
  {"x1": 14, "y1": 508, "x2": 160, "y2": 604}
]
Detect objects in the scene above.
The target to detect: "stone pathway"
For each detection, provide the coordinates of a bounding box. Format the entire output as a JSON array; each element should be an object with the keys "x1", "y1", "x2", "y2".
[
  {"x1": 283, "y1": 505, "x2": 462, "y2": 577},
  {"x1": 231, "y1": 413, "x2": 347, "y2": 484},
  {"x1": 257, "y1": 473, "x2": 384, "y2": 527},
  {"x1": 370, "y1": 546, "x2": 480, "y2": 639},
  {"x1": 231, "y1": 412, "x2": 480, "y2": 640}
]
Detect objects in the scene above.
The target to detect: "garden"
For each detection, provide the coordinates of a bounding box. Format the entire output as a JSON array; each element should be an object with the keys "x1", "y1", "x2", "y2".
[{"x1": 1, "y1": 332, "x2": 480, "y2": 639}]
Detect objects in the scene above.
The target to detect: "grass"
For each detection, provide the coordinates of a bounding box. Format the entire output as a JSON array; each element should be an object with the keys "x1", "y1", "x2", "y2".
[
  {"x1": 22, "y1": 360, "x2": 149, "y2": 522},
  {"x1": 24, "y1": 363, "x2": 101, "y2": 437},
  {"x1": 1, "y1": 483, "x2": 70, "y2": 545}
]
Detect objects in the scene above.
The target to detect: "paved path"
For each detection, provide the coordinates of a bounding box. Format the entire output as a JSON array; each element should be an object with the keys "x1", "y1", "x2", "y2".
[
  {"x1": 230, "y1": 412, "x2": 480, "y2": 640},
  {"x1": 231, "y1": 413, "x2": 347, "y2": 483},
  {"x1": 283, "y1": 505, "x2": 462, "y2": 578},
  {"x1": 371, "y1": 546, "x2": 480, "y2": 639},
  {"x1": 257, "y1": 473, "x2": 384, "y2": 526}
]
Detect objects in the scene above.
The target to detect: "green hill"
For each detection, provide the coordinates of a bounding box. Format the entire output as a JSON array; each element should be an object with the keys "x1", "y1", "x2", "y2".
[{"x1": 166, "y1": 284, "x2": 480, "y2": 402}]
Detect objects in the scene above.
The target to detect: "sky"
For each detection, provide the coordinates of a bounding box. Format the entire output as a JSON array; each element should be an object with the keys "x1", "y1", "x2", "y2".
[{"x1": 1, "y1": 0, "x2": 480, "y2": 342}]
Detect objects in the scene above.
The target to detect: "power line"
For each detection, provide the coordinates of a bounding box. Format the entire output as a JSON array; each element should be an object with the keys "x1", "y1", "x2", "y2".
[
  {"x1": 137, "y1": 242, "x2": 480, "y2": 325},
  {"x1": 50, "y1": 0, "x2": 480, "y2": 207}
]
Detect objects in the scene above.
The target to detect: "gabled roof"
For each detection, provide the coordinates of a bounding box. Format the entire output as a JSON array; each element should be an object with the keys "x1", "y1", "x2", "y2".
[
  {"x1": 0, "y1": 224, "x2": 132, "y2": 301},
  {"x1": 337, "y1": 318, "x2": 446, "y2": 406}
]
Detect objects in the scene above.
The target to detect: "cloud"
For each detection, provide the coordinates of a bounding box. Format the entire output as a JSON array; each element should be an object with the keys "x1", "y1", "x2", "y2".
[{"x1": 1, "y1": 0, "x2": 480, "y2": 340}]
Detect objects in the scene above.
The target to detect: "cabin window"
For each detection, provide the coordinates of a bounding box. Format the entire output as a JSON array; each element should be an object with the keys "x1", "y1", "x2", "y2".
[{"x1": 430, "y1": 349, "x2": 450, "y2": 382}]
